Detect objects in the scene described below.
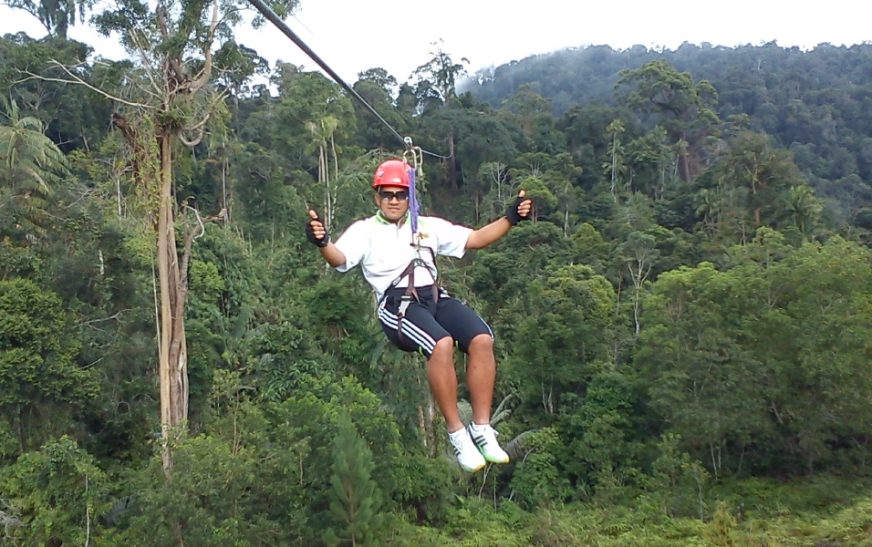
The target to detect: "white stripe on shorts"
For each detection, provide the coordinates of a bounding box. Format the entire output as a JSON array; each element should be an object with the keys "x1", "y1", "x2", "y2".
[{"x1": 377, "y1": 302, "x2": 437, "y2": 354}]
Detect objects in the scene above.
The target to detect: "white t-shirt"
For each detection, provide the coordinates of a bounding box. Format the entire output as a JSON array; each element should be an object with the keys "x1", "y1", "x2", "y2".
[{"x1": 334, "y1": 213, "x2": 473, "y2": 301}]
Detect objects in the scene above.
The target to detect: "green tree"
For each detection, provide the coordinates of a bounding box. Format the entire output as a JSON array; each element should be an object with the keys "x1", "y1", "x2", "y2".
[
  {"x1": 699, "y1": 131, "x2": 811, "y2": 243},
  {"x1": 420, "y1": 102, "x2": 518, "y2": 216},
  {"x1": 352, "y1": 68, "x2": 408, "y2": 150},
  {"x1": 115, "y1": 433, "x2": 288, "y2": 545},
  {"x1": 781, "y1": 184, "x2": 823, "y2": 239},
  {"x1": 2, "y1": 435, "x2": 109, "y2": 545},
  {"x1": 511, "y1": 264, "x2": 615, "y2": 416},
  {"x1": 508, "y1": 428, "x2": 572, "y2": 509},
  {"x1": 618, "y1": 230, "x2": 658, "y2": 335},
  {"x1": 635, "y1": 262, "x2": 770, "y2": 478},
  {"x1": 0, "y1": 98, "x2": 67, "y2": 239},
  {"x1": 412, "y1": 40, "x2": 468, "y2": 107},
  {"x1": 523, "y1": 152, "x2": 583, "y2": 236},
  {"x1": 413, "y1": 47, "x2": 469, "y2": 191},
  {"x1": 89, "y1": 0, "x2": 299, "y2": 469},
  {"x1": 557, "y1": 370, "x2": 642, "y2": 501},
  {"x1": 617, "y1": 60, "x2": 719, "y2": 183},
  {"x1": 260, "y1": 65, "x2": 359, "y2": 232},
  {"x1": 624, "y1": 126, "x2": 674, "y2": 199},
  {"x1": 0, "y1": 279, "x2": 98, "y2": 453},
  {"x1": 0, "y1": 35, "x2": 111, "y2": 151},
  {"x1": 501, "y1": 85, "x2": 565, "y2": 153},
  {"x1": 475, "y1": 161, "x2": 511, "y2": 223},
  {"x1": 323, "y1": 419, "x2": 384, "y2": 546},
  {"x1": 762, "y1": 237, "x2": 872, "y2": 472},
  {"x1": 647, "y1": 433, "x2": 710, "y2": 519}
]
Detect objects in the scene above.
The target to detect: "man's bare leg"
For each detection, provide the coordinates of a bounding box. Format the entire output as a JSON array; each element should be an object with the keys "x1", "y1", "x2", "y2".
[
  {"x1": 466, "y1": 334, "x2": 496, "y2": 425},
  {"x1": 464, "y1": 334, "x2": 509, "y2": 463},
  {"x1": 426, "y1": 336, "x2": 463, "y2": 431}
]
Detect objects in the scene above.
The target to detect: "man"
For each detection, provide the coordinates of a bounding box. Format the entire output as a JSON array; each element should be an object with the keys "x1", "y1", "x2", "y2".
[{"x1": 305, "y1": 158, "x2": 532, "y2": 472}]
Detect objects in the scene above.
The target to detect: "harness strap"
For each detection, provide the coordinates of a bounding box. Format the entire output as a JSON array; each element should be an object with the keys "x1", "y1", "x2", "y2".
[{"x1": 384, "y1": 245, "x2": 441, "y2": 341}]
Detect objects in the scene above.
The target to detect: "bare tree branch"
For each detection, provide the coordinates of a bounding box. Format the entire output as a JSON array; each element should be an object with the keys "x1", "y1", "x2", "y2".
[
  {"x1": 177, "y1": 88, "x2": 227, "y2": 146},
  {"x1": 0, "y1": 508, "x2": 22, "y2": 530},
  {"x1": 504, "y1": 429, "x2": 539, "y2": 462},
  {"x1": 130, "y1": 30, "x2": 165, "y2": 100},
  {"x1": 154, "y1": 4, "x2": 186, "y2": 97},
  {"x1": 17, "y1": 61, "x2": 153, "y2": 109},
  {"x1": 80, "y1": 309, "x2": 136, "y2": 326},
  {"x1": 179, "y1": 204, "x2": 207, "y2": 290},
  {"x1": 178, "y1": 128, "x2": 204, "y2": 147},
  {"x1": 188, "y1": 90, "x2": 227, "y2": 131}
]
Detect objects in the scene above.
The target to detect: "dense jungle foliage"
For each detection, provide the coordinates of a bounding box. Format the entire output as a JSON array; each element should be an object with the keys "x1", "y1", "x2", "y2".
[{"x1": 1, "y1": 1, "x2": 872, "y2": 543}]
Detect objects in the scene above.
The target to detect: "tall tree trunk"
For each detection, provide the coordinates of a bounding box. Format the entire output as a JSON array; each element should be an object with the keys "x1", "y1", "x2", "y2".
[
  {"x1": 447, "y1": 132, "x2": 457, "y2": 190},
  {"x1": 610, "y1": 132, "x2": 618, "y2": 202},
  {"x1": 157, "y1": 133, "x2": 189, "y2": 471}
]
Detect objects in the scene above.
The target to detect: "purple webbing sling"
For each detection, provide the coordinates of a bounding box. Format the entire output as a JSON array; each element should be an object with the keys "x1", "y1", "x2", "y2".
[{"x1": 408, "y1": 165, "x2": 420, "y2": 235}]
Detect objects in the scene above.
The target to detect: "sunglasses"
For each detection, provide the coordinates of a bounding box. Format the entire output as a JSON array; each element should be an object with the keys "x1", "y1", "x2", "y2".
[{"x1": 378, "y1": 189, "x2": 410, "y2": 202}]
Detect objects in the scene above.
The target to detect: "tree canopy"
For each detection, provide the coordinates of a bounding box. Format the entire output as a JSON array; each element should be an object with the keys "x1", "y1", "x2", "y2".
[{"x1": 1, "y1": 24, "x2": 872, "y2": 543}]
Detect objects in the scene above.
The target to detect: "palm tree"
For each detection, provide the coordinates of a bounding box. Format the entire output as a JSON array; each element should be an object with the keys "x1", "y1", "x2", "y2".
[
  {"x1": 0, "y1": 99, "x2": 67, "y2": 239},
  {"x1": 783, "y1": 185, "x2": 822, "y2": 237}
]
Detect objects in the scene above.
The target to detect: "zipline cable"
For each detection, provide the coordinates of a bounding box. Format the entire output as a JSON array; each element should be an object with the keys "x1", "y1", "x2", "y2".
[{"x1": 247, "y1": 0, "x2": 412, "y2": 151}]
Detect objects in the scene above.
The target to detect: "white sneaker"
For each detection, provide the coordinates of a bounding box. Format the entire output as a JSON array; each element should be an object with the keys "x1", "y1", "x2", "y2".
[
  {"x1": 467, "y1": 423, "x2": 510, "y2": 464},
  {"x1": 448, "y1": 428, "x2": 487, "y2": 472}
]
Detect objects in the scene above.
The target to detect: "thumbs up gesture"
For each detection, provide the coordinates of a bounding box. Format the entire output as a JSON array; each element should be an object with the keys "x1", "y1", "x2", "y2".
[
  {"x1": 506, "y1": 190, "x2": 533, "y2": 225},
  {"x1": 305, "y1": 209, "x2": 330, "y2": 247}
]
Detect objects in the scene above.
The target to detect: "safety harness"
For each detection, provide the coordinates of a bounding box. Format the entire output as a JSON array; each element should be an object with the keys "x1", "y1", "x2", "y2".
[
  {"x1": 381, "y1": 145, "x2": 442, "y2": 339},
  {"x1": 390, "y1": 255, "x2": 440, "y2": 341}
]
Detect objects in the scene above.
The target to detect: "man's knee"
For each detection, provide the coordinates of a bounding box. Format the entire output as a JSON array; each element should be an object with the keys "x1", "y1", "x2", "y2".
[
  {"x1": 431, "y1": 335, "x2": 455, "y2": 358},
  {"x1": 468, "y1": 333, "x2": 494, "y2": 354}
]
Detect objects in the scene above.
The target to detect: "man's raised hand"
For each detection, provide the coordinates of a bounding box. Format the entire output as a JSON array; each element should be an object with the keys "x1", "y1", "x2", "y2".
[
  {"x1": 305, "y1": 209, "x2": 330, "y2": 247},
  {"x1": 506, "y1": 190, "x2": 533, "y2": 225}
]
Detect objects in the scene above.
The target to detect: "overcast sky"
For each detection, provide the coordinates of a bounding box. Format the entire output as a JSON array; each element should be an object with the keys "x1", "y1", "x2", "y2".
[{"x1": 2, "y1": 0, "x2": 870, "y2": 83}]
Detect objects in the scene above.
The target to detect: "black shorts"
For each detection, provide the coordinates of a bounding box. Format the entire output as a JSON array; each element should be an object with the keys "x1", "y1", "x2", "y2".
[{"x1": 377, "y1": 285, "x2": 493, "y2": 358}]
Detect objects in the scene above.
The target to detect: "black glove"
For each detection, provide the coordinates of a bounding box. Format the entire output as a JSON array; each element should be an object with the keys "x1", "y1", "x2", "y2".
[
  {"x1": 305, "y1": 215, "x2": 330, "y2": 248},
  {"x1": 506, "y1": 195, "x2": 532, "y2": 226}
]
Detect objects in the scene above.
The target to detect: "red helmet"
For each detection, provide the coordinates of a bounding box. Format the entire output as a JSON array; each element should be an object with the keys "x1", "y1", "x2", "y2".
[{"x1": 372, "y1": 159, "x2": 410, "y2": 189}]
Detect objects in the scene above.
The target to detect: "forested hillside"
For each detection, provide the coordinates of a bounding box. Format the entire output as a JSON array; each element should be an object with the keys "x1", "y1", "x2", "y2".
[
  {"x1": 464, "y1": 42, "x2": 872, "y2": 230},
  {"x1": 2, "y1": 2, "x2": 872, "y2": 543}
]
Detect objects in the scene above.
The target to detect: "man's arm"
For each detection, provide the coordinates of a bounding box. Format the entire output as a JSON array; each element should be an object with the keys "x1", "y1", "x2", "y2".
[
  {"x1": 318, "y1": 241, "x2": 347, "y2": 268},
  {"x1": 466, "y1": 191, "x2": 532, "y2": 250},
  {"x1": 306, "y1": 209, "x2": 347, "y2": 268},
  {"x1": 466, "y1": 217, "x2": 513, "y2": 250}
]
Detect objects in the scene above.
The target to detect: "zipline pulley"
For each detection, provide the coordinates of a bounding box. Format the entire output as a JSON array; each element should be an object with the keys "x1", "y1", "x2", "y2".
[{"x1": 402, "y1": 137, "x2": 424, "y2": 178}]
